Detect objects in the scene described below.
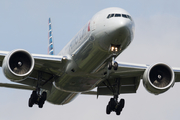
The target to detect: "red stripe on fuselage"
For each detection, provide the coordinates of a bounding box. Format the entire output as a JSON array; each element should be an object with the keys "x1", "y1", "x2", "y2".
[{"x1": 88, "y1": 22, "x2": 90, "y2": 31}]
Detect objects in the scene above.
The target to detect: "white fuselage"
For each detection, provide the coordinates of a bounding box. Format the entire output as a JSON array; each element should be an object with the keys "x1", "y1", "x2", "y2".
[{"x1": 47, "y1": 7, "x2": 135, "y2": 105}]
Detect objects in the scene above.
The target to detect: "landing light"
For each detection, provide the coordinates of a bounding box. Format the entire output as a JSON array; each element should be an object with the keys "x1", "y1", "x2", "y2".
[
  {"x1": 110, "y1": 46, "x2": 118, "y2": 52},
  {"x1": 63, "y1": 56, "x2": 67, "y2": 60},
  {"x1": 111, "y1": 47, "x2": 115, "y2": 51}
]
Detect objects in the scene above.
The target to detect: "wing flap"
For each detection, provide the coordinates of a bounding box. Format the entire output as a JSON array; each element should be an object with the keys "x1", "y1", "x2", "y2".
[
  {"x1": 82, "y1": 85, "x2": 137, "y2": 96},
  {"x1": 32, "y1": 54, "x2": 68, "y2": 75},
  {"x1": 93, "y1": 62, "x2": 148, "y2": 96}
]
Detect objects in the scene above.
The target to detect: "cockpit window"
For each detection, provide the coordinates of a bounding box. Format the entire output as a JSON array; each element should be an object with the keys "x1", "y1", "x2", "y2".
[
  {"x1": 115, "y1": 14, "x2": 121, "y2": 17},
  {"x1": 107, "y1": 13, "x2": 132, "y2": 21},
  {"x1": 107, "y1": 14, "x2": 111, "y2": 18},
  {"x1": 122, "y1": 14, "x2": 127, "y2": 18},
  {"x1": 127, "y1": 15, "x2": 133, "y2": 21},
  {"x1": 110, "y1": 14, "x2": 114, "y2": 17}
]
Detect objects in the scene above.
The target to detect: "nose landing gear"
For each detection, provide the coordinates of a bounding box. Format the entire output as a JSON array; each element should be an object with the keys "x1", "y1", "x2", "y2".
[{"x1": 108, "y1": 57, "x2": 118, "y2": 70}]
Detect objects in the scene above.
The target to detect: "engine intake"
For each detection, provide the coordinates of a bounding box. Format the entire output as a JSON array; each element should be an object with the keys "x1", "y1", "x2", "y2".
[
  {"x1": 2, "y1": 49, "x2": 34, "y2": 81},
  {"x1": 143, "y1": 63, "x2": 175, "y2": 95}
]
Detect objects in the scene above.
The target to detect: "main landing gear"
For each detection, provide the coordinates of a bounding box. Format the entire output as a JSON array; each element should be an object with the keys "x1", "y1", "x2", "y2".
[
  {"x1": 103, "y1": 78, "x2": 125, "y2": 115},
  {"x1": 28, "y1": 89, "x2": 47, "y2": 108},
  {"x1": 28, "y1": 72, "x2": 47, "y2": 108},
  {"x1": 106, "y1": 97, "x2": 125, "y2": 115}
]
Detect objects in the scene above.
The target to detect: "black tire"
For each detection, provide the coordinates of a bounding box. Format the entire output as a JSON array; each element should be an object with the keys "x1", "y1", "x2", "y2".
[
  {"x1": 31, "y1": 91, "x2": 38, "y2": 104},
  {"x1": 41, "y1": 92, "x2": 47, "y2": 100},
  {"x1": 38, "y1": 98, "x2": 45, "y2": 108},
  {"x1": 109, "y1": 98, "x2": 116, "y2": 111},
  {"x1": 38, "y1": 92, "x2": 47, "y2": 108},
  {"x1": 38, "y1": 101, "x2": 44, "y2": 108},
  {"x1": 28, "y1": 91, "x2": 38, "y2": 107},
  {"x1": 28, "y1": 98, "x2": 33, "y2": 107},
  {"x1": 106, "y1": 105, "x2": 111, "y2": 114},
  {"x1": 116, "y1": 108, "x2": 121, "y2": 115},
  {"x1": 114, "y1": 62, "x2": 118, "y2": 70},
  {"x1": 119, "y1": 99, "x2": 125, "y2": 109},
  {"x1": 108, "y1": 62, "x2": 112, "y2": 70}
]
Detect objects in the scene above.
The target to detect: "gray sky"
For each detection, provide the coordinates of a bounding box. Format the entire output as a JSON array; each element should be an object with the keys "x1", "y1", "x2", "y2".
[{"x1": 0, "y1": 0, "x2": 180, "y2": 120}]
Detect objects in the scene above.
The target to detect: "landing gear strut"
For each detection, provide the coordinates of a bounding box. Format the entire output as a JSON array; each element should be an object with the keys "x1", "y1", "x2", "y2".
[
  {"x1": 103, "y1": 78, "x2": 125, "y2": 115},
  {"x1": 28, "y1": 72, "x2": 47, "y2": 108},
  {"x1": 108, "y1": 57, "x2": 118, "y2": 70}
]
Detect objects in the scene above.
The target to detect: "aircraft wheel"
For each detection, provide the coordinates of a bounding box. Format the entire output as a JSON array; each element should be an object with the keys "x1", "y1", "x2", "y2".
[
  {"x1": 28, "y1": 98, "x2": 33, "y2": 107},
  {"x1": 116, "y1": 99, "x2": 125, "y2": 115},
  {"x1": 38, "y1": 101, "x2": 44, "y2": 108},
  {"x1": 106, "y1": 105, "x2": 111, "y2": 114},
  {"x1": 108, "y1": 62, "x2": 112, "y2": 70},
  {"x1": 114, "y1": 62, "x2": 118, "y2": 70},
  {"x1": 116, "y1": 107, "x2": 121, "y2": 115},
  {"x1": 109, "y1": 98, "x2": 116, "y2": 111},
  {"x1": 119, "y1": 99, "x2": 125, "y2": 109},
  {"x1": 106, "y1": 98, "x2": 115, "y2": 114},
  {"x1": 28, "y1": 91, "x2": 38, "y2": 107},
  {"x1": 38, "y1": 92, "x2": 47, "y2": 108}
]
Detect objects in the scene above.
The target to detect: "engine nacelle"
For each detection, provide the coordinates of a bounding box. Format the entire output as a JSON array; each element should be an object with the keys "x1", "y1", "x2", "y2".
[
  {"x1": 143, "y1": 63, "x2": 175, "y2": 95},
  {"x1": 2, "y1": 49, "x2": 34, "y2": 82}
]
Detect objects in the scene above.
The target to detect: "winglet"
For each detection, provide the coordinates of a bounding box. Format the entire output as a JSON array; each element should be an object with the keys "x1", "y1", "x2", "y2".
[{"x1": 48, "y1": 18, "x2": 54, "y2": 55}]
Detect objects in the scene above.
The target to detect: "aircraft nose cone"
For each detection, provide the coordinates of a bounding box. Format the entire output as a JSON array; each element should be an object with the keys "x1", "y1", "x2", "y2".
[
  {"x1": 105, "y1": 18, "x2": 135, "y2": 37},
  {"x1": 98, "y1": 17, "x2": 135, "y2": 51},
  {"x1": 118, "y1": 18, "x2": 134, "y2": 34}
]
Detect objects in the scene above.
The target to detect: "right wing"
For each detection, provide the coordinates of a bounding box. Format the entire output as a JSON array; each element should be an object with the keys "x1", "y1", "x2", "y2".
[{"x1": 0, "y1": 50, "x2": 70, "y2": 91}]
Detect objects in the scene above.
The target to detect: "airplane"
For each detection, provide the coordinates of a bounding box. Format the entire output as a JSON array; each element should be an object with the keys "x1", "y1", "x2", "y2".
[{"x1": 0, "y1": 7, "x2": 179, "y2": 116}]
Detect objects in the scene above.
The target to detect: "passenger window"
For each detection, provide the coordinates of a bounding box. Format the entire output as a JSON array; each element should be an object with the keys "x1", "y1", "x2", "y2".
[{"x1": 115, "y1": 14, "x2": 121, "y2": 17}]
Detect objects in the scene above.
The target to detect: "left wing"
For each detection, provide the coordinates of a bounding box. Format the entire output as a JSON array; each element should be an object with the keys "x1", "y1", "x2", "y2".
[
  {"x1": 83, "y1": 62, "x2": 148, "y2": 96},
  {"x1": 83, "y1": 62, "x2": 180, "y2": 96}
]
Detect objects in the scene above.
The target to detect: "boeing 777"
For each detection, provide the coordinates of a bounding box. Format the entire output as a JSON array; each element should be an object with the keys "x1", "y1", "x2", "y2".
[{"x1": 0, "y1": 7, "x2": 179, "y2": 115}]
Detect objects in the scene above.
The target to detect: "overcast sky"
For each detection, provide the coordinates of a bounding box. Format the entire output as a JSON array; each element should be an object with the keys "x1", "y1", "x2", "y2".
[{"x1": 0, "y1": 0, "x2": 180, "y2": 120}]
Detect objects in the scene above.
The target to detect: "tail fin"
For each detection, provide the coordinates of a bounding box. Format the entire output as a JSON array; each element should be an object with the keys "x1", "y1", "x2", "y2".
[{"x1": 48, "y1": 18, "x2": 54, "y2": 55}]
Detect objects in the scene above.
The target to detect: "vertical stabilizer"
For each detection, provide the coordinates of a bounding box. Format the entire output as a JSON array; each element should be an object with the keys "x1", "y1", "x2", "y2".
[{"x1": 48, "y1": 18, "x2": 54, "y2": 55}]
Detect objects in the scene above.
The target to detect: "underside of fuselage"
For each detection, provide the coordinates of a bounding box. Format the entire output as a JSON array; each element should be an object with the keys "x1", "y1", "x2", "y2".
[
  {"x1": 54, "y1": 11, "x2": 134, "y2": 93},
  {"x1": 48, "y1": 7, "x2": 135, "y2": 105}
]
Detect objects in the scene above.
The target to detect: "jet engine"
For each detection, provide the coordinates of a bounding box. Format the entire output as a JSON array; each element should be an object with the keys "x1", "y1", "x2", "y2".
[
  {"x1": 2, "y1": 49, "x2": 34, "y2": 81},
  {"x1": 143, "y1": 63, "x2": 175, "y2": 95}
]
